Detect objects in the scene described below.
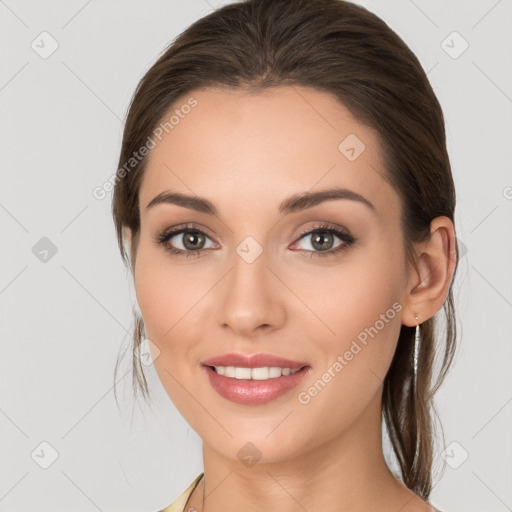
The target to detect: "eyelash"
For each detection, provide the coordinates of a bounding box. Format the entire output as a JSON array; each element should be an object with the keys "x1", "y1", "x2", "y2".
[{"x1": 154, "y1": 222, "x2": 355, "y2": 259}]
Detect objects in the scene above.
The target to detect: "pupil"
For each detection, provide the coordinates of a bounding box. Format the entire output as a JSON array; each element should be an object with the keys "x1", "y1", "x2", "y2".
[
  {"x1": 312, "y1": 232, "x2": 333, "y2": 251},
  {"x1": 184, "y1": 231, "x2": 204, "y2": 250}
]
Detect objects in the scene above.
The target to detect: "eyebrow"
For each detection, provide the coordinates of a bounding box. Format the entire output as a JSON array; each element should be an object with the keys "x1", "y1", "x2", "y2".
[{"x1": 145, "y1": 187, "x2": 376, "y2": 216}]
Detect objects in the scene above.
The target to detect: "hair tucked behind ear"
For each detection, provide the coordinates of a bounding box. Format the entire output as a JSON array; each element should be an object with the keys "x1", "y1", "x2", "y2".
[{"x1": 112, "y1": 0, "x2": 459, "y2": 499}]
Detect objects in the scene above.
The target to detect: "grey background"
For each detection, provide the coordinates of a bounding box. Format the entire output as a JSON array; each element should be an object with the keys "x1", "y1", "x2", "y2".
[{"x1": 1, "y1": 0, "x2": 511, "y2": 511}]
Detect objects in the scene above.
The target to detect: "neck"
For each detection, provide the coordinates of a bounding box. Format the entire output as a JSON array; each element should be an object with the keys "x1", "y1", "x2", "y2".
[{"x1": 188, "y1": 391, "x2": 431, "y2": 512}]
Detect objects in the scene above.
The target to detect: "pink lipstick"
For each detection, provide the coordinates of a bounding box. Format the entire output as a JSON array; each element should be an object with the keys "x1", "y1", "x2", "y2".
[{"x1": 201, "y1": 353, "x2": 310, "y2": 405}]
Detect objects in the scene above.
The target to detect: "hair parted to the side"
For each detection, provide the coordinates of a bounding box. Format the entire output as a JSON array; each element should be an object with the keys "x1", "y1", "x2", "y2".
[{"x1": 111, "y1": 0, "x2": 459, "y2": 500}]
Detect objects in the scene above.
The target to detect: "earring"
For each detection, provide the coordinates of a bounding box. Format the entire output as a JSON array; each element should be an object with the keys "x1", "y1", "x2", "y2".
[{"x1": 413, "y1": 314, "x2": 420, "y2": 388}]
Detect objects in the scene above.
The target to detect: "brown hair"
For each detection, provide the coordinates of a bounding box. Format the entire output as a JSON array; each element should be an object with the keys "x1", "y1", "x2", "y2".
[{"x1": 112, "y1": 0, "x2": 459, "y2": 500}]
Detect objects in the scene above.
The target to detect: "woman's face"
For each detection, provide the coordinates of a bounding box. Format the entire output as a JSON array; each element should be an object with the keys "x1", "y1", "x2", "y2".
[{"x1": 133, "y1": 85, "x2": 413, "y2": 464}]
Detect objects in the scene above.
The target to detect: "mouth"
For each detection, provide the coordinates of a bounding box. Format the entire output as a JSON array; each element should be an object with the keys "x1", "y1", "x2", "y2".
[
  {"x1": 208, "y1": 365, "x2": 303, "y2": 379},
  {"x1": 200, "y1": 353, "x2": 311, "y2": 405}
]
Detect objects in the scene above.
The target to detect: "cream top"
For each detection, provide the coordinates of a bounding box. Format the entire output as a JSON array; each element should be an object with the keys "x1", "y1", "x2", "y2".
[
  {"x1": 159, "y1": 473, "x2": 443, "y2": 512},
  {"x1": 159, "y1": 474, "x2": 203, "y2": 512}
]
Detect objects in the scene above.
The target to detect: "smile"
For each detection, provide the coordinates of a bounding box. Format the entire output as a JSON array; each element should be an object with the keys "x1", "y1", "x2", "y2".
[
  {"x1": 201, "y1": 353, "x2": 311, "y2": 405},
  {"x1": 211, "y1": 366, "x2": 302, "y2": 379}
]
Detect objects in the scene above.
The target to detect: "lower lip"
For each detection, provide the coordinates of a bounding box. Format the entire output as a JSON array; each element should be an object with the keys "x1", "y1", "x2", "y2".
[{"x1": 202, "y1": 365, "x2": 310, "y2": 405}]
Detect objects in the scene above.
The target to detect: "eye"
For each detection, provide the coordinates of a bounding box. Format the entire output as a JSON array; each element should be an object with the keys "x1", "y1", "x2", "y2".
[
  {"x1": 154, "y1": 224, "x2": 217, "y2": 258},
  {"x1": 291, "y1": 223, "x2": 355, "y2": 258},
  {"x1": 154, "y1": 222, "x2": 355, "y2": 259}
]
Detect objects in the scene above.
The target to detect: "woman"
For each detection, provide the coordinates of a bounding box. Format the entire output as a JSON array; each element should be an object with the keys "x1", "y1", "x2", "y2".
[{"x1": 112, "y1": 0, "x2": 459, "y2": 510}]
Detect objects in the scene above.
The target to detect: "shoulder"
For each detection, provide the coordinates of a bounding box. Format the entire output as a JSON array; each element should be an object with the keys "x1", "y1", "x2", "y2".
[{"x1": 158, "y1": 473, "x2": 204, "y2": 512}]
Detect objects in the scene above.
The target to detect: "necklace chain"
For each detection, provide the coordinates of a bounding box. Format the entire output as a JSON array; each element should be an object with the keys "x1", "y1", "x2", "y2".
[{"x1": 202, "y1": 474, "x2": 206, "y2": 512}]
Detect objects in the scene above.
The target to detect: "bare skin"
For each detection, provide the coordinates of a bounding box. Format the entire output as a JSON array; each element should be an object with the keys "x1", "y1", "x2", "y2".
[{"x1": 127, "y1": 85, "x2": 456, "y2": 511}]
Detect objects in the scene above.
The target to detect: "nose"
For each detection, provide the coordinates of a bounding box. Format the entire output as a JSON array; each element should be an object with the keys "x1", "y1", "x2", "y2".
[{"x1": 215, "y1": 247, "x2": 287, "y2": 338}]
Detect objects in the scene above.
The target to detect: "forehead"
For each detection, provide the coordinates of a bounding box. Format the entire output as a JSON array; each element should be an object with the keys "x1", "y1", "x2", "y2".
[{"x1": 139, "y1": 85, "x2": 399, "y2": 222}]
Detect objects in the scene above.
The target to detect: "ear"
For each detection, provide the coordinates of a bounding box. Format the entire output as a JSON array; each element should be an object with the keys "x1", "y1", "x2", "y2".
[
  {"x1": 121, "y1": 225, "x2": 134, "y2": 269},
  {"x1": 401, "y1": 216, "x2": 458, "y2": 327},
  {"x1": 122, "y1": 225, "x2": 132, "y2": 244},
  {"x1": 122, "y1": 226, "x2": 139, "y2": 274}
]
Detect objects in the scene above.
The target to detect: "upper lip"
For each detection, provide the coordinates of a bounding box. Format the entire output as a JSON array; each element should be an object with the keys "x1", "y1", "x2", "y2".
[{"x1": 201, "y1": 353, "x2": 308, "y2": 369}]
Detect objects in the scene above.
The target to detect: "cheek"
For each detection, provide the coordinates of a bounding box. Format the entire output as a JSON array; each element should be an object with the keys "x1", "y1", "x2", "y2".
[
  {"x1": 295, "y1": 241, "x2": 406, "y2": 381},
  {"x1": 133, "y1": 240, "x2": 214, "y2": 363},
  {"x1": 134, "y1": 242, "x2": 183, "y2": 346},
  {"x1": 290, "y1": 257, "x2": 405, "y2": 437},
  {"x1": 330, "y1": 266, "x2": 401, "y2": 340},
  {"x1": 298, "y1": 244, "x2": 404, "y2": 336},
  {"x1": 133, "y1": 247, "x2": 199, "y2": 408},
  {"x1": 134, "y1": 248, "x2": 169, "y2": 340}
]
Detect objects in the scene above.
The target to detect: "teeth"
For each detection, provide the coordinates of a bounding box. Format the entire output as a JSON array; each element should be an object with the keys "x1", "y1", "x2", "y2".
[
  {"x1": 213, "y1": 366, "x2": 301, "y2": 380},
  {"x1": 235, "y1": 367, "x2": 251, "y2": 379}
]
